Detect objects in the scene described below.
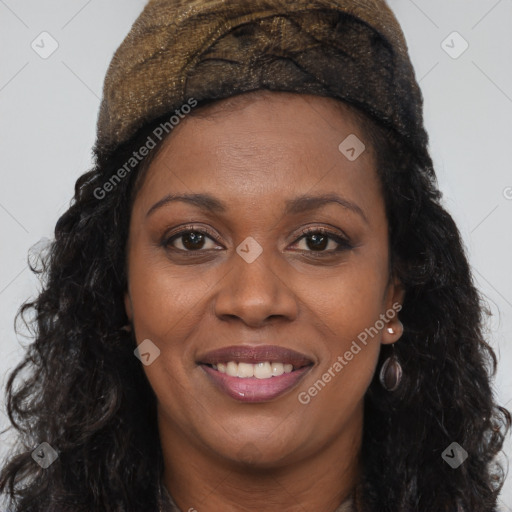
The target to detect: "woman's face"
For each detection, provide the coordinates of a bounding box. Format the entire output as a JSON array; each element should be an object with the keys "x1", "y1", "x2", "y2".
[{"x1": 124, "y1": 91, "x2": 404, "y2": 468}]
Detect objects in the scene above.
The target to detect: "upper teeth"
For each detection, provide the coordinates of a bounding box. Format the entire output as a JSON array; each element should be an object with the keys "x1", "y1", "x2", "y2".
[{"x1": 212, "y1": 361, "x2": 294, "y2": 379}]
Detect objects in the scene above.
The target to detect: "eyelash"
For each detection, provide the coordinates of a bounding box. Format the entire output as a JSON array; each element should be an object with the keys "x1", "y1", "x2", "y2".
[{"x1": 162, "y1": 224, "x2": 353, "y2": 256}]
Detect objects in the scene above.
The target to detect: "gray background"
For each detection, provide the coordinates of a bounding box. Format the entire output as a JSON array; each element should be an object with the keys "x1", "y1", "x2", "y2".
[{"x1": 0, "y1": 0, "x2": 511, "y2": 509}]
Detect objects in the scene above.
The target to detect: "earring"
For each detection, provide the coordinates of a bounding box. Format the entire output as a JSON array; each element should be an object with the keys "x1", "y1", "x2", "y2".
[
  {"x1": 121, "y1": 324, "x2": 132, "y2": 332},
  {"x1": 379, "y1": 343, "x2": 402, "y2": 391},
  {"x1": 385, "y1": 320, "x2": 403, "y2": 337}
]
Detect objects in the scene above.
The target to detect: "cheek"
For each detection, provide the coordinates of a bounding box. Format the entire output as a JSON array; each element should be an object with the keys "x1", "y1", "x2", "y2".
[
  {"x1": 126, "y1": 244, "x2": 209, "y2": 341},
  {"x1": 305, "y1": 246, "x2": 390, "y2": 336},
  {"x1": 295, "y1": 244, "x2": 389, "y2": 402},
  {"x1": 296, "y1": 267, "x2": 386, "y2": 424},
  {"x1": 126, "y1": 248, "x2": 202, "y2": 417}
]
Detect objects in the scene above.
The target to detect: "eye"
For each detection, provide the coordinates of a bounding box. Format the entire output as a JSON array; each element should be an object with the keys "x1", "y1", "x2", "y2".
[
  {"x1": 291, "y1": 227, "x2": 353, "y2": 253},
  {"x1": 163, "y1": 226, "x2": 221, "y2": 252}
]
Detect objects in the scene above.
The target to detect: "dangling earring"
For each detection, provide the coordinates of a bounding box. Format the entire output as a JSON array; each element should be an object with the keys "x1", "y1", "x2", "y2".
[
  {"x1": 121, "y1": 324, "x2": 132, "y2": 333},
  {"x1": 379, "y1": 343, "x2": 402, "y2": 391}
]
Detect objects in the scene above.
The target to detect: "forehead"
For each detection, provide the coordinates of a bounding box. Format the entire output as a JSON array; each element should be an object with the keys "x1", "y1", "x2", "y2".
[
  {"x1": 133, "y1": 91, "x2": 382, "y2": 222},
  {"x1": 187, "y1": 91, "x2": 368, "y2": 143}
]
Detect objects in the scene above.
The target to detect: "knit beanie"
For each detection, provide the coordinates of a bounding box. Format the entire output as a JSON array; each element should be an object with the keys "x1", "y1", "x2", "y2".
[{"x1": 94, "y1": 0, "x2": 431, "y2": 169}]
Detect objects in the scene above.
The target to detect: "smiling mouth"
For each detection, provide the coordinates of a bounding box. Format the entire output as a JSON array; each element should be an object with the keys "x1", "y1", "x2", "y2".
[{"x1": 197, "y1": 344, "x2": 314, "y2": 402}]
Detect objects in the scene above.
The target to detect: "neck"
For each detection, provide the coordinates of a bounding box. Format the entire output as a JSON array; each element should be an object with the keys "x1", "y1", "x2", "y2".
[{"x1": 158, "y1": 406, "x2": 363, "y2": 512}]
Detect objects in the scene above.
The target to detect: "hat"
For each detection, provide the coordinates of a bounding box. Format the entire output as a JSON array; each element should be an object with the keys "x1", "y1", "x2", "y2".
[{"x1": 95, "y1": 0, "x2": 430, "y2": 164}]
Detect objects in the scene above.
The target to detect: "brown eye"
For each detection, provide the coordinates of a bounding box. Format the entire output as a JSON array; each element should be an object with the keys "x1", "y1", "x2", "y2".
[
  {"x1": 302, "y1": 233, "x2": 330, "y2": 251},
  {"x1": 164, "y1": 228, "x2": 220, "y2": 252},
  {"x1": 176, "y1": 232, "x2": 207, "y2": 251},
  {"x1": 293, "y1": 228, "x2": 352, "y2": 253}
]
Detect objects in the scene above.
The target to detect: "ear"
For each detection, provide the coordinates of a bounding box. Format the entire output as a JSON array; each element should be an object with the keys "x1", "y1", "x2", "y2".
[
  {"x1": 124, "y1": 291, "x2": 133, "y2": 322},
  {"x1": 388, "y1": 276, "x2": 405, "y2": 309},
  {"x1": 382, "y1": 276, "x2": 405, "y2": 345}
]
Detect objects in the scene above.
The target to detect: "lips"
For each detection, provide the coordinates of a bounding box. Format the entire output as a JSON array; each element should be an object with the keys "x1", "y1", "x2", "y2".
[{"x1": 197, "y1": 345, "x2": 314, "y2": 402}]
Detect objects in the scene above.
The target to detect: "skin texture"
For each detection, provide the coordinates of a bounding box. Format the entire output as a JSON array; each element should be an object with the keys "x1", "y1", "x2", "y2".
[{"x1": 124, "y1": 91, "x2": 405, "y2": 512}]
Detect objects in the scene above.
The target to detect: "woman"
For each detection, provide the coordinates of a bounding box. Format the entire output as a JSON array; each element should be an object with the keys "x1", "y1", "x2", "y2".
[{"x1": 1, "y1": 0, "x2": 510, "y2": 511}]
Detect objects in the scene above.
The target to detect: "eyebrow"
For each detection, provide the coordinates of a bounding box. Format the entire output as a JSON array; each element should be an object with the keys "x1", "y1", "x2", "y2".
[
  {"x1": 146, "y1": 193, "x2": 227, "y2": 218},
  {"x1": 284, "y1": 193, "x2": 368, "y2": 223},
  {"x1": 146, "y1": 192, "x2": 368, "y2": 223}
]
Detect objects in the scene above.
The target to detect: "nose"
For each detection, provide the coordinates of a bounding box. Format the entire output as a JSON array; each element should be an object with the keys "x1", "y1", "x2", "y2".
[{"x1": 213, "y1": 245, "x2": 299, "y2": 328}]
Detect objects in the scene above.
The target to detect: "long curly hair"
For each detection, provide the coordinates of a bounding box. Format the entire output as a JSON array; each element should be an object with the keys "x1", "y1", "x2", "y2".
[{"x1": 1, "y1": 94, "x2": 510, "y2": 512}]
